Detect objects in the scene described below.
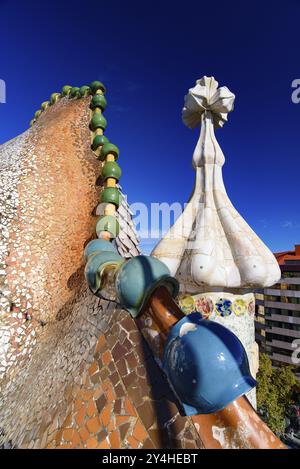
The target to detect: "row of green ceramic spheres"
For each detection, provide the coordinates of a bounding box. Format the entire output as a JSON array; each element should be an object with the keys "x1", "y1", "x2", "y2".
[
  {"x1": 29, "y1": 80, "x2": 107, "y2": 126},
  {"x1": 85, "y1": 83, "x2": 122, "y2": 211},
  {"x1": 29, "y1": 81, "x2": 123, "y2": 236}
]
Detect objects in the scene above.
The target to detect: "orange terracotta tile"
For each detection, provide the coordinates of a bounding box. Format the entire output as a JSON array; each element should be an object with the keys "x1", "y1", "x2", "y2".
[
  {"x1": 116, "y1": 415, "x2": 130, "y2": 426},
  {"x1": 124, "y1": 397, "x2": 137, "y2": 416},
  {"x1": 88, "y1": 361, "x2": 98, "y2": 376},
  {"x1": 63, "y1": 428, "x2": 74, "y2": 442},
  {"x1": 87, "y1": 399, "x2": 97, "y2": 417},
  {"x1": 100, "y1": 403, "x2": 112, "y2": 428},
  {"x1": 94, "y1": 385, "x2": 103, "y2": 400},
  {"x1": 86, "y1": 437, "x2": 98, "y2": 449},
  {"x1": 86, "y1": 416, "x2": 101, "y2": 434},
  {"x1": 75, "y1": 398, "x2": 83, "y2": 411},
  {"x1": 58, "y1": 444, "x2": 73, "y2": 449},
  {"x1": 133, "y1": 420, "x2": 148, "y2": 443},
  {"x1": 82, "y1": 389, "x2": 93, "y2": 401},
  {"x1": 97, "y1": 439, "x2": 110, "y2": 449},
  {"x1": 95, "y1": 335, "x2": 106, "y2": 353},
  {"x1": 106, "y1": 386, "x2": 116, "y2": 402},
  {"x1": 102, "y1": 350, "x2": 112, "y2": 365},
  {"x1": 109, "y1": 430, "x2": 121, "y2": 449},
  {"x1": 127, "y1": 436, "x2": 139, "y2": 449},
  {"x1": 71, "y1": 430, "x2": 81, "y2": 448},
  {"x1": 79, "y1": 426, "x2": 90, "y2": 442},
  {"x1": 75, "y1": 406, "x2": 86, "y2": 426}
]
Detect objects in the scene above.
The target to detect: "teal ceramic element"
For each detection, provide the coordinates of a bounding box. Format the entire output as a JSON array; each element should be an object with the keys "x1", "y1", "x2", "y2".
[
  {"x1": 96, "y1": 215, "x2": 120, "y2": 238},
  {"x1": 90, "y1": 80, "x2": 106, "y2": 94},
  {"x1": 50, "y1": 92, "x2": 60, "y2": 104},
  {"x1": 100, "y1": 143, "x2": 119, "y2": 161},
  {"x1": 115, "y1": 255, "x2": 179, "y2": 318},
  {"x1": 101, "y1": 161, "x2": 122, "y2": 181},
  {"x1": 91, "y1": 134, "x2": 109, "y2": 151},
  {"x1": 41, "y1": 101, "x2": 50, "y2": 111},
  {"x1": 100, "y1": 187, "x2": 122, "y2": 207},
  {"x1": 70, "y1": 87, "x2": 80, "y2": 98},
  {"x1": 85, "y1": 251, "x2": 123, "y2": 294},
  {"x1": 90, "y1": 94, "x2": 107, "y2": 111},
  {"x1": 80, "y1": 85, "x2": 90, "y2": 97},
  {"x1": 34, "y1": 110, "x2": 42, "y2": 119},
  {"x1": 61, "y1": 85, "x2": 72, "y2": 96},
  {"x1": 84, "y1": 239, "x2": 117, "y2": 262},
  {"x1": 90, "y1": 113, "x2": 107, "y2": 131}
]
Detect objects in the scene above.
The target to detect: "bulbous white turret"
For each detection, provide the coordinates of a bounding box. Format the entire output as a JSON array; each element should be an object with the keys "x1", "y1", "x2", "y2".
[{"x1": 152, "y1": 76, "x2": 280, "y2": 291}]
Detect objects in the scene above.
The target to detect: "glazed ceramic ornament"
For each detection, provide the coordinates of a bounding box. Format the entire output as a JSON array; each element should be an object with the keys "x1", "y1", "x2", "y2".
[
  {"x1": 152, "y1": 76, "x2": 281, "y2": 291},
  {"x1": 163, "y1": 313, "x2": 256, "y2": 415}
]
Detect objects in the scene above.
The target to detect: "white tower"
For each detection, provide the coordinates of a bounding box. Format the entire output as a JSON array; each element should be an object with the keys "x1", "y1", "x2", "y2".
[{"x1": 152, "y1": 76, "x2": 281, "y2": 405}]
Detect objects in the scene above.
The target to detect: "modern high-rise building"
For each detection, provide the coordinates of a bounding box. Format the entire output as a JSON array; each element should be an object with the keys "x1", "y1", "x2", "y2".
[{"x1": 255, "y1": 245, "x2": 300, "y2": 378}]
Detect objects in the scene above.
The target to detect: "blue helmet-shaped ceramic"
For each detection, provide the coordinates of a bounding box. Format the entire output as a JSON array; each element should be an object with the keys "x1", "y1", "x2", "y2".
[{"x1": 163, "y1": 312, "x2": 256, "y2": 415}]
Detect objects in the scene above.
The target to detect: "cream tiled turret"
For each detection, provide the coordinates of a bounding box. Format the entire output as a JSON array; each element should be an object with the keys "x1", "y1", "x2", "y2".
[{"x1": 152, "y1": 76, "x2": 280, "y2": 290}]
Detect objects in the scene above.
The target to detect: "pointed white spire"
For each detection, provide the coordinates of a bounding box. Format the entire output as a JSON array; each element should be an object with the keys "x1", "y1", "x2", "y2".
[{"x1": 152, "y1": 76, "x2": 280, "y2": 290}]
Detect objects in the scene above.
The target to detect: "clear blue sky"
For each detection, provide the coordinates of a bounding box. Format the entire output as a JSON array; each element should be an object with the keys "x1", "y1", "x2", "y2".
[{"x1": 0, "y1": 0, "x2": 299, "y2": 254}]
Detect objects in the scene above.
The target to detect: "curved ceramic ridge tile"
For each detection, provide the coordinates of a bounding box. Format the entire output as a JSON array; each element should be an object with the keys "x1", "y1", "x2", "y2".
[{"x1": 152, "y1": 76, "x2": 281, "y2": 289}]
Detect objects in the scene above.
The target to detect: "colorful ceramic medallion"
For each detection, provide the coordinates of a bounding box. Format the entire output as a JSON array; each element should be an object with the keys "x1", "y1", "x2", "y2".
[
  {"x1": 248, "y1": 300, "x2": 255, "y2": 316},
  {"x1": 195, "y1": 296, "x2": 214, "y2": 319},
  {"x1": 178, "y1": 295, "x2": 195, "y2": 315},
  {"x1": 232, "y1": 299, "x2": 247, "y2": 316},
  {"x1": 215, "y1": 298, "x2": 232, "y2": 317}
]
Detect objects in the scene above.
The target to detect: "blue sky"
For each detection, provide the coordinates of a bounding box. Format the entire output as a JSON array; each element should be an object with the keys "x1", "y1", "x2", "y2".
[{"x1": 0, "y1": 0, "x2": 299, "y2": 255}]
